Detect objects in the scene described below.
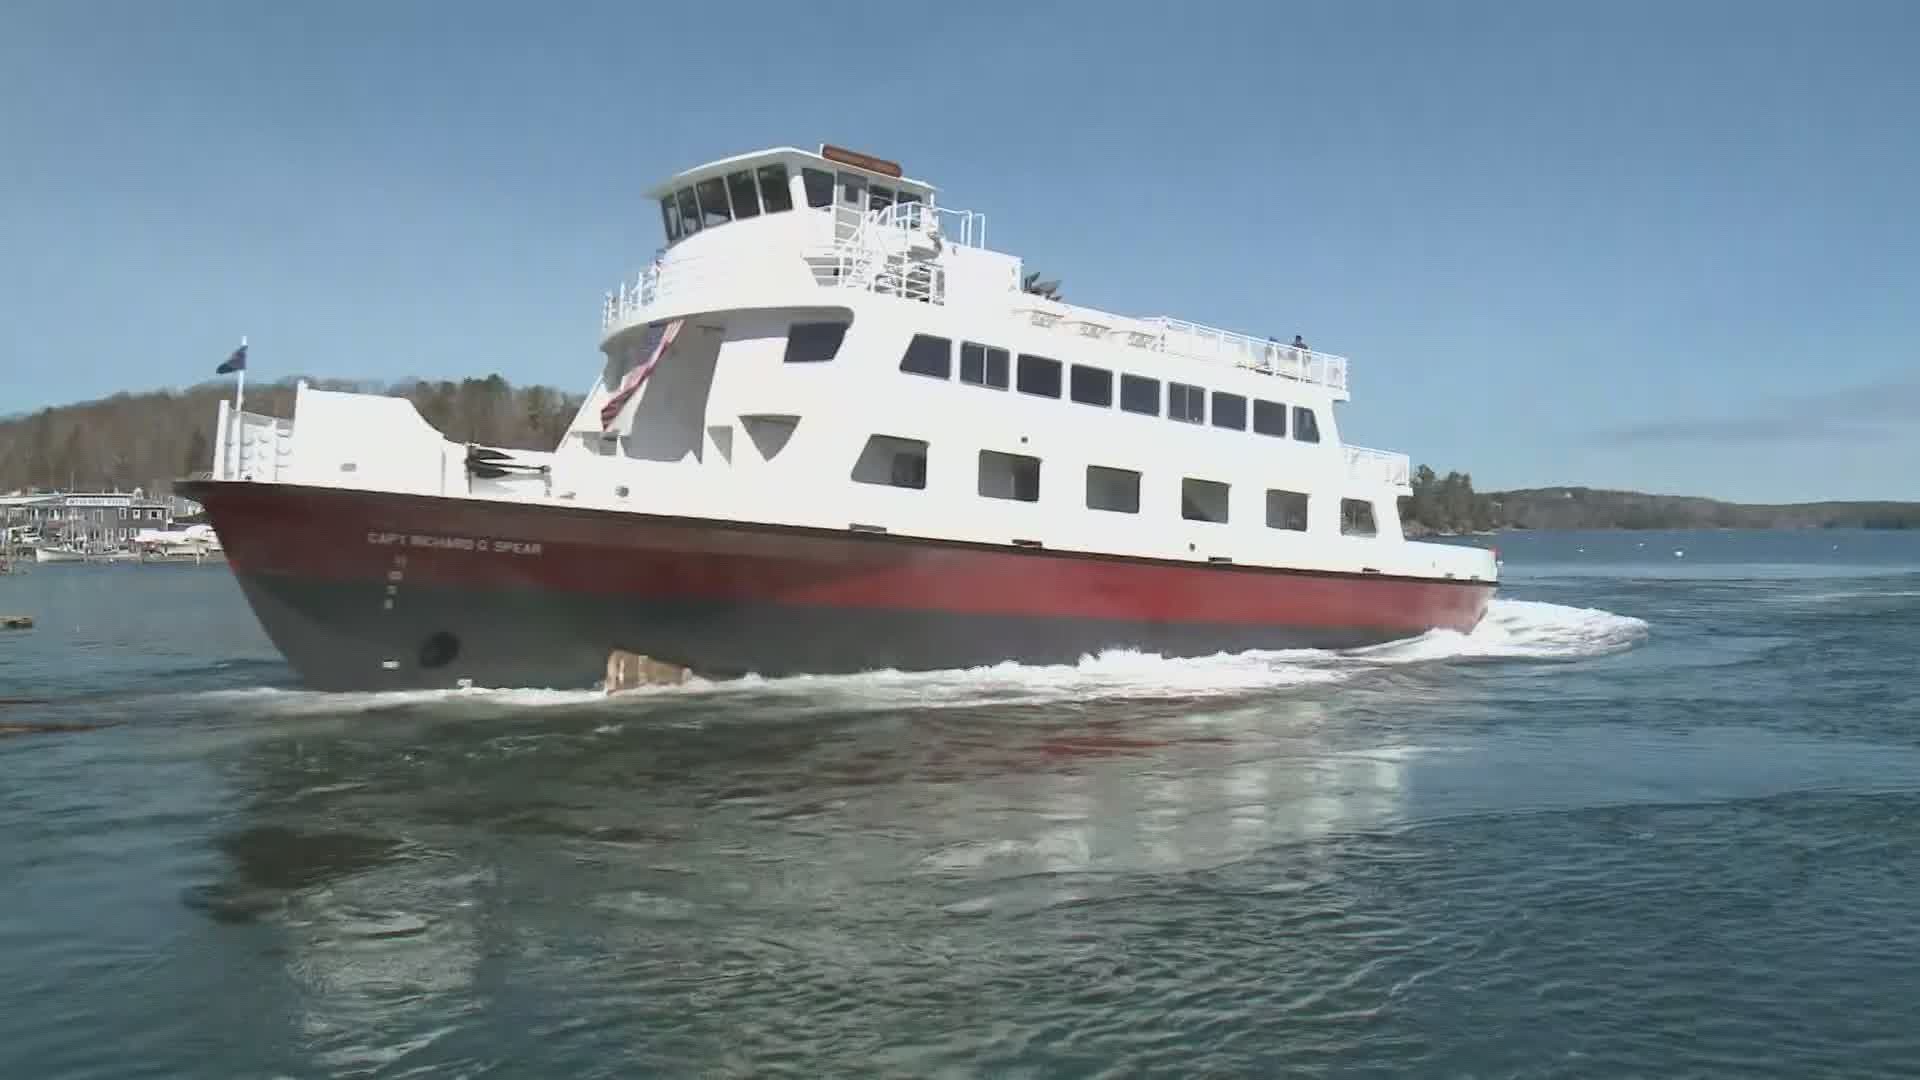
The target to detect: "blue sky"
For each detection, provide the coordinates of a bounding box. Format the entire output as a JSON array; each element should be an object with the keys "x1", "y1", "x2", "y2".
[{"x1": 3, "y1": 0, "x2": 1916, "y2": 501}]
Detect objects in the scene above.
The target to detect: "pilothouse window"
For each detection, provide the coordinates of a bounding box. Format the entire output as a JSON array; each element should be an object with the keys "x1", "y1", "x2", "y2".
[
  {"x1": 676, "y1": 188, "x2": 701, "y2": 234},
  {"x1": 726, "y1": 170, "x2": 761, "y2": 220},
  {"x1": 757, "y1": 164, "x2": 793, "y2": 213},
  {"x1": 660, "y1": 197, "x2": 683, "y2": 243},
  {"x1": 695, "y1": 177, "x2": 731, "y2": 227},
  {"x1": 803, "y1": 168, "x2": 834, "y2": 208}
]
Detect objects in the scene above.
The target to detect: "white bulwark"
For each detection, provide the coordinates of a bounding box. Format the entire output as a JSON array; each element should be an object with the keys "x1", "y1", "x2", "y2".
[{"x1": 212, "y1": 144, "x2": 1494, "y2": 585}]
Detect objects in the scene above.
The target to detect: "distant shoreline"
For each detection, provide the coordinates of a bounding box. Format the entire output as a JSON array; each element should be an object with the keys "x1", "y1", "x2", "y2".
[{"x1": 1444, "y1": 487, "x2": 1920, "y2": 533}]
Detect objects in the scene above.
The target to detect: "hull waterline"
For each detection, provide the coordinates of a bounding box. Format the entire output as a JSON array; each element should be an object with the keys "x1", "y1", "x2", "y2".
[{"x1": 183, "y1": 480, "x2": 1496, "y2": 691}]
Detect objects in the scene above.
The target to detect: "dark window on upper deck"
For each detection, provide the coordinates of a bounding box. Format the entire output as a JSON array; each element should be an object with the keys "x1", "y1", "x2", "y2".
[
  {"x1": 980, "y1": 450, "x2": 1041, "y2": 502},
  {"x1": 757, "y1": 164, "x2": 793, "y2": 213},
  {"x1": 784, "y1": 322, "x2": 849, "y2": 363},
  {"x1": 1120, "y1": 374, "x2": 1159, "y2": 415},
  {"x1": 1017, "y1": 354, "x2": 1062, "y2": 398},
  {"x1": 695, "y1": 177, "x2": 730, "y2": 227},
  {"x1": 726, "y1": 170, "x2": 761, "y2": 220},
  {"x1": 1293, "y1": 407, "x2": 1321, "y2": 444},
  {"x1": 900, "y1": 334, "x2": 951, "y2": 379},
  {"x1": 1086, "y1": 466, "x2": 1140, "y2": 513},
  {"x1": 1168, "y1": 382, "x2": 1205, "y2": 424},
  {"x1": 1341, "y1": 498, "x2": 1378, "y2": 537},
  {"x1": 1069, "y1": 365, "x2": 1112, "y2": 407},
  {"x1": 676, "y1": 188, "x2": 701, "y2": 234},
  {"x1": 840, "y1": 173, "x2": 865, "y2": 207},
  {"x1": 803, "y1": 168, "x2": 835, "y2": 208},
  {"x1": 1267, "y1": 490, "x2": 1309, "y2": 531},
  {"x1": 660, "y1": 197, "x2": 683, "y2": 243},
  {"x1": 852, "y1": 435, "x2": 928, "y2": 490},
  {"x1": 960, "y1": 342, "x2": 1009, "y2": 389},
  {"x1": 869, "y1": 185, "x2": 895, "y2": 213},
  {"x1": 1252, "y1": 399, "x2": 1287, "y2": 437},
  {"x1": 1182, "y1": 478, "x2": 1230, "y2": 523},
  {"x1": 1211, "y1": 392, "x2": 1247, "y2": 430}
]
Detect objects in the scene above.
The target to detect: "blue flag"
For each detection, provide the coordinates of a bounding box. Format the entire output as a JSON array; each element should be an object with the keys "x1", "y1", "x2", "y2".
[{"x1": 216, "y1": 344, "x2": 247, "y2": 374}]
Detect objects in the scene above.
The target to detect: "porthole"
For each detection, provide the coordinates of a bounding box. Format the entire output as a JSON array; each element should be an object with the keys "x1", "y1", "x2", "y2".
[{"x1": 419, "y1": 631, "x2": 461, "y2": 669}]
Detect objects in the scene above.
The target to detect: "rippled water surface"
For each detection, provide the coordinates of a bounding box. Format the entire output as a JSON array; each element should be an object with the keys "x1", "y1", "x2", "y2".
[{"x1": 4, "y1": 529, "x2": 1920, "y2": 1077}]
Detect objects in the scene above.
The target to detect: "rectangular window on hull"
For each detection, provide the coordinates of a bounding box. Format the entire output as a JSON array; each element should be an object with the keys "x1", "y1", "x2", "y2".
[
  {"x1": 1182, "y1": 478, "x2": 1230, "y2": 523},
  {"x1": 1267, "y1": 489, "x2": 1309, "y2": 531},
  {"x1": 757, "y1": 164, "x2": 793, "y2": 213},
  {"x1": 803, "y1": 168, "x2": 834, "y2": 208},
  {"x1": 979, "y1": 450, "x2": 1041, "y2": 502},
  {"x1": 1120, "y1": 374, "x2": 1159, "y2": 415},
  {"x1": 695, "y1": 177, "x2": 731, "y2": 227},
  {"x1": 1069, "y1": 364, "x2": 1113, "y2": 407},
  {"x1": 960, "y1": 342, "x2": 1009, "y2": 388},
  {"x1": 1253, "y1": 399, "x2": 1287, "y2": 437},
  {"x1": 852, "y1": 435, "x2": 928, "y2": 490},
  {"x1": 1017, "y1": 354, "x2": 1061, "y2": 398},
  {"x1": 1293, "y1": 407, "x2": 1322, "y2": 443},
  {"x1": 784, "y1": 322, "x2": 849, "y2": 363},
  {"x1": 1341, "y1": 498, "x2": 1378, "y2": 537},
  {"x1": 900, "y1": 334, "x2": 952, "y2": 378},
  {"x1": 1086, "y1": 465, "x2": 1140, "y2": 513},
  {"x1": 1211, "y1": 392, "x2": 1247, "y2": 430},
  {"x1": 726, "y1": 170, "x2": 761, "y2": 220},
  {"x1": 1169, "y1": 382, "x2": 1205, "y2": 424}
]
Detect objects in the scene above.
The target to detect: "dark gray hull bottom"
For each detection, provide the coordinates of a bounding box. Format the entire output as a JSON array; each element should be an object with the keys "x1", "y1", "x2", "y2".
[{"x1": 237, "y1": 572, "x2": 1416, "y2": 692}]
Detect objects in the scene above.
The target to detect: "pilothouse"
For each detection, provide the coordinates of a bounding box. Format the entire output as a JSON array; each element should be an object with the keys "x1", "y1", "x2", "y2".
[{"x1": 184, "y1": 142, "x2": 1497, "y2": 691}]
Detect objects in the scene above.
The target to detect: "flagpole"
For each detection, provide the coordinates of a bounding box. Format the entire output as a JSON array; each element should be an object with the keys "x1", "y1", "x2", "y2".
[{"x1": 235, "y1": 335, "x2": 247, "y2": 417}]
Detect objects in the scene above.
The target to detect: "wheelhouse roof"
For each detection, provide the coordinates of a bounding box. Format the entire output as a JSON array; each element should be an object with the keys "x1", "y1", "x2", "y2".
[{"x1": 644, "y1": 146, "x2": 936, "y2": 200}]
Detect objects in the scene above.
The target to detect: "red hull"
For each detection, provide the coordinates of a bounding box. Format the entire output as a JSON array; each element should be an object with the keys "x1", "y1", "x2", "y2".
[{"x1": 183, "y1": 481, "x2": 1495, "y2": 690}]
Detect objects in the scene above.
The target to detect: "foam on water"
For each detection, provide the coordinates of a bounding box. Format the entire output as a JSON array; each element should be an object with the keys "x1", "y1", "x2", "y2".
[{"x1": 182, "y1": 599, "x2": 1647, "y2": 719}]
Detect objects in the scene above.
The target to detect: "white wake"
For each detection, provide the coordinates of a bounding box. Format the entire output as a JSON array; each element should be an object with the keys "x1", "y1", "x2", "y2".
[{"x1": 200, "y1": 598, "x2": 1647, "y2": 717}]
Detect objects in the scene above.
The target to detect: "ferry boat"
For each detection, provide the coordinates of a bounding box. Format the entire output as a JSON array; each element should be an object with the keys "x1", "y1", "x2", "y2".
[{"x1": 181, "y1": 144, "x2": 1497, "y2": 691}]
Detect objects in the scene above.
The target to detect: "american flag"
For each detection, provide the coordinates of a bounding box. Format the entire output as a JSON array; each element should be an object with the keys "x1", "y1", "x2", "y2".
[{"x1": 599, "y1": 319, "x2": 683, "y2": 429}]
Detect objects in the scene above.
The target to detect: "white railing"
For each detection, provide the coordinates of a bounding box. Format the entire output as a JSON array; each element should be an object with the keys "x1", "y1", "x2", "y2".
[
  {"x1": 603, "y1": 202, "x2": 992, "y2": 328},
  {"x1": 602, "y1": 251, "x2": 729, "y2": 328},
  {"x1": 1150, "y1": 318, "x2": 1349, "y2": 392},
  {"x1": 1008, "y1": 299, "x2": 1353, "y2": 393},
  {"x1": 1345, "y1": 445, "x2": 1411, "y2": 488}
]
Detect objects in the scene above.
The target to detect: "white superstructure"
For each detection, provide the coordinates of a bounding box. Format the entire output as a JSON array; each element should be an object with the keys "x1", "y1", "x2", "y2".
[{"x1": 215, "y1": 144, "x2": 1493, "y2": 585}]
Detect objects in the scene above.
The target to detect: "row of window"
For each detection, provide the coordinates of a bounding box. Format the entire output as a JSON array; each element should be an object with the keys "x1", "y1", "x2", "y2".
[
  {"x1": 660, "y1": 163, "x2": 798, "y2": 244},
  {"x1": 13, "y1": 506, "x2": 166, "y2": 520},
  {"x1": 896, "y1": 333, "x2": 1322, "y2": 442},
  {"x1": 853, "y1": 437, "x2": 1380, "y2": 536},
  {"x1": 661, "y1": 165, "x2": 926, "y2": 245}
]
